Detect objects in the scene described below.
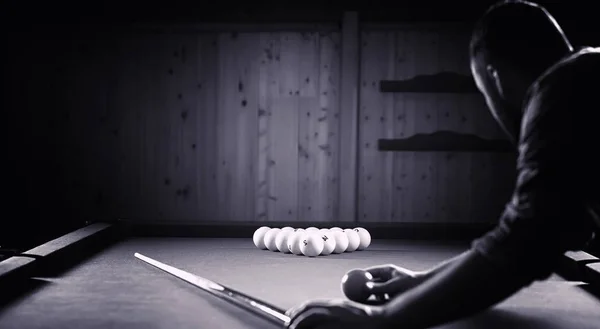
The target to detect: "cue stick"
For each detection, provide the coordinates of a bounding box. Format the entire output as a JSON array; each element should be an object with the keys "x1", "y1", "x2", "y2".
[{"x1": 134, "y1": 253, "x2": 290, "y2": 326}]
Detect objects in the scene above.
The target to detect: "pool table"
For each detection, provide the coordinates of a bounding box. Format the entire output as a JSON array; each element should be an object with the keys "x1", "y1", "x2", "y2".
[{"x1": 0, "y1": 222, "x2": 599, "y2": 329}]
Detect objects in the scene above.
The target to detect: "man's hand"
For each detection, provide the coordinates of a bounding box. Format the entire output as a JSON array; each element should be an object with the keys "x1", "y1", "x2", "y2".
[
  {"x1": 285, "y1": 299, "x2": 387, "y2": 329},
  {"x1": 362, "y1": 264, "x2": 423, "y2": 303}
]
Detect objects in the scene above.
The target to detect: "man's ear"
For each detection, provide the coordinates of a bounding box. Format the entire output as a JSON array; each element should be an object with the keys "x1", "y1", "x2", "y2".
[{"x1": 487, "y1": 64, "x2": 505, "y2": 98}]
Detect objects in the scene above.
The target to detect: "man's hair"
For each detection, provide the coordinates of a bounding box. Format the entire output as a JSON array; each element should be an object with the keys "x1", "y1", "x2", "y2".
[{"x1": 470, "y1": 0, "x2": 572, "y2": 74}]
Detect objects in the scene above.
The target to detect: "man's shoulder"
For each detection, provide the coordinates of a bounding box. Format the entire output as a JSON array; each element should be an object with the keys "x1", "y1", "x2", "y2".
[
  {"x1": 534, "y1": 47, "x2": 600, "y2": 93},
  {"x1": 523, "y1": 47, "x2": 600, "y2": 114},
  {"x1": 519, "y1": 48, "x2": 600, "y2": 151}
]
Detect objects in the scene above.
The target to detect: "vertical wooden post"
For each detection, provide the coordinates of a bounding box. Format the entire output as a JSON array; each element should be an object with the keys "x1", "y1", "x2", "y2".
[{"x1": 339, "y1": 12, "x2": 360, "y2": 222}]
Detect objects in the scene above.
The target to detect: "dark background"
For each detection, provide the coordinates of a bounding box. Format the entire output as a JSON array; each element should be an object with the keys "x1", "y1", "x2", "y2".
[
  {"x1": 1, "y1": 0, "x2": 598, "y2": 250},
  {"x1": 2, "y1": 0, "x2": 599, "y2": 38}
]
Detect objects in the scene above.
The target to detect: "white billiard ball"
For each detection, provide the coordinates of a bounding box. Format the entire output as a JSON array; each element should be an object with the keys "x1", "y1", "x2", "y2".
[
  {"x1": 287, "y1": 231, "x2": 304, "y2": 255},
  {"x1": 253, "y1": 226, "x2": 271, "y2": 250},
  {"x1": 319, "y1": 231, "x2": 336, "y2": 256},
  {"x1": 281, "y1": 226, "x2": 294, "y2": 232},
  {"x1": 343, "y1": 229, "x2": 360, "y2": 252},
  {"x1": 332, "y1": 231, "x2": 349, "y2": 254},
  {"x1": 353, "y1": 227, "x2": 371, "y2": 250},
  {"x1": 275, "y1": 230, "x2": 293, "y2": 253},
  {"x1": 264, "y1": 228, "x2": 281, "y2": 252},
  {"x1": 300, "y1": 233, "x2": 324, "y2": 257}
]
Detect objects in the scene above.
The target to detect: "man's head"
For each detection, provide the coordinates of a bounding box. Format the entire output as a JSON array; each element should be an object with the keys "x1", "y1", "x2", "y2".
[{"x1": 470, "y1": 0, "x2": 572, "y2": 142}]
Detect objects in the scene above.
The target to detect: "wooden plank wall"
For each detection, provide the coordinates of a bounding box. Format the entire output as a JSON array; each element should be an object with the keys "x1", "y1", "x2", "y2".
[
  {"x1": 57, "y1": 30, "x2": 342, "y2": 223},
  {"x1": 359, "y1": 24, "x2": 516, "y2": 224},
  {"x1": 28, "y1": 20, "x2": 517, "y2": 227}
]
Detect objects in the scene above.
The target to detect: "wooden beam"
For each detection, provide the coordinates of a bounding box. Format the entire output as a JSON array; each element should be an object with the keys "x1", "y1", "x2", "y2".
[
  {"x1": 25, "y1": 222, "x2": 122, "y2": 276},
  {"x1": 339, "y1": 12, "x2": 360, "y2": 223},
  {"x1": 0, "y1": 222, "x2": 121, "y2": 290},
  {"x1": 0, "y1": 257, "x2": 36, "y2": 281},
  {"x1": 557, "y1": 251, "x2": 600, "y2": 281},
  {"x1": 24, "y1": 223, "x2": 114, "y2": 258},
  {"x1": 585, "y1": 262, "x2": 600, "y2": 287}
]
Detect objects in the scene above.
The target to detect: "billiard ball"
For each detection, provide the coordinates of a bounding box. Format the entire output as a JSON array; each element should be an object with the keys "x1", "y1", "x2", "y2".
[
  {"x1": 343, "y1": 229, "x2": 360, "y2": 252},
  {"x1": 353, "y1": 227, "x2": 371, "y2": 250},
  {"x1": 305, "y1": 227, "x2": 319, "y2": 233},
  {"x1": 300, "y1": 233, "x2": 324, "y2": 257},
  {"x1": 330, "y1": 227, "x2": 343, "y2": 232},
  {"x1": 264, "y1": 228, "x2": 281, "y2": 252},
  {"x1": 341, "y1": 269, "x2": 374, "y2": 302},
  {"x1": 319, "y1": 231, "x2": 336, "y2": 256},
  {"x1": 281, "y1": 226, "x2": 294, "y2": 232},
  {"x1": 332, "y1": 231, "x2": 349, "y2": 254},
  {"x1": 287, "y1": 231, "x2": 304, "y2": 255},
  {"x1": 275, "y1": 230, "x2": 292, "y2": 253},
  {"x1": 253, "y1": 226, "x2": 271, "y2": 250}
]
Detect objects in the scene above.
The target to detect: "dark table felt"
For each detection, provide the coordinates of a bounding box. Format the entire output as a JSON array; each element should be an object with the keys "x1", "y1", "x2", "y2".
[{"x1": 0, "y1": 238, "x2": 598, "y2": 328}]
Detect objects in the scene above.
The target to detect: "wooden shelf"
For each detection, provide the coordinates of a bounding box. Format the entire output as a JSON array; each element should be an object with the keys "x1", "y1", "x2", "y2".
[
  {"x1": 380, "y1": 71, "x2": 478, "y2": 93},
  {"x1": 378, "y1": 131, "x2": 514, "y2": 153}
]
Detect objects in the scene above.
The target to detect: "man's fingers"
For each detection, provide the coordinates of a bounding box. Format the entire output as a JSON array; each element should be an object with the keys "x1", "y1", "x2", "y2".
[
  {"x1": 360, "y1": 295, "x2": 389, "y2": 306},
  {"x1": 288, "y1": 308, "x2": 331, "y2": 329},
  {"x1": 363, "y1": 264, "x2": 394, "y2": 280},
  {"x1": 366, "y1": 280, "x2": 392, "y2": 295},
  {"x1": 286, "y1": 300, "x2": 333, "y2": 324},
  {"x1": 366, "y1": 275, "x2": 412, "y2": 295}
]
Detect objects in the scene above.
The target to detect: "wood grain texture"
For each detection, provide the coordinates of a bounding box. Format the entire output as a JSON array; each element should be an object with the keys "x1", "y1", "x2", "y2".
[
  {"x1": 214, "y1": 33, "x2": 261, "y2": 222},
  {"x1": 339, "y1": 12, "x2": 360, "y2": 223},
  {"x1": 46, "y1": 29, "x2": 342, "y2": 224},
  {"x1": 359, "y1": 31, "x2": 393, "y2": 223},
  {"x1": 195, "y1": 34, "x2": 220, "y2": 222},
  {"x1": 359, "y1": 26, "x2": 516, "y2": 224},
  {"x1": 25, "y1": 22, "x2": 515, "y2": 227},
  {"x1": 319, "y1": 32, "x2": 342, "y2": 223},
  {"x1": 256, "y1": 33, "x2": 273, "y2": 222},
  {"x1": 124, "y1": 31, "x2": 343, "y2": 223},
  {"x1": 254, "y1": 31, "x2": 342, "y2": 223}
]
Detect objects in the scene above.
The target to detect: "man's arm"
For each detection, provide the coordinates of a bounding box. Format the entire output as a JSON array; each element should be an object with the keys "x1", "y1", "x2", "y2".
[
  {"x1": 378, "y1": 70, "x2": 596, "y2": 328},
  {"x1": 380, "y1": 249, "x2": 525, "y2": 329},
  {"x1": 416, "y1": 251, "x2": 470, "y2": 281}
]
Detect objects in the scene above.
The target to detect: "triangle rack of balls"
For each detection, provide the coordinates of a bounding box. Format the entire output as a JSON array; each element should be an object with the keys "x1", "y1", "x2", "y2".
[{"x1": 253, "y1": 227, "x2": 371, "y2": 257}]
